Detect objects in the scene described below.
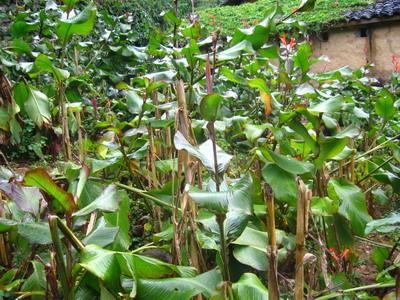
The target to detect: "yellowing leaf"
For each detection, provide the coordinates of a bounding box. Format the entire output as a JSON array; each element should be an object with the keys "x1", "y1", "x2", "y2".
[{"x1": 261, "y1": 91, "x2": 272, "y2": 116}]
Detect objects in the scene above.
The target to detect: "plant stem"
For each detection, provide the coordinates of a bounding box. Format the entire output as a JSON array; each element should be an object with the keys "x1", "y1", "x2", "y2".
[
  {"x1": 208, "y1": 121, "x2": 230, "y2": 286},
  {"x1": 75, "y1": 111, "x2": 84, "y2": 162},
  {"x1": 357, "y1": 157, "x2": 393, "y2": 184},
  {"x1": 329, "y1": 133, "x2": 400, "y2": 175},
  {"x1": 314, "y1": 282, "x2": 395, "y2": 300},
  {"x1": 48, "y1": 216, "x2": 73, "y2": 300},
  {"x1": 295, "y1": 181, "x2": 306, "y2": 299},
  {"x1": 264, "y1": 183, "x2": 280, "y2": 299}
]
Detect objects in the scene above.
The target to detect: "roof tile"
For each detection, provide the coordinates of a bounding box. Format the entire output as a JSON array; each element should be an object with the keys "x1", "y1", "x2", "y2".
[{"x1": 345, "y1": 0, "x2": 400, "y2": 21}]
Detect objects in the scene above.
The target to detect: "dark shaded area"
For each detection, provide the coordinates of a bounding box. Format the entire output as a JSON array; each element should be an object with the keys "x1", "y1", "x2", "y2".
[
  {"x1": 223, "y1": 0, "x2": 256, "y2": 6},
  {"x1": 345, "y1": 0, "x2": 400, "y2": 21}
]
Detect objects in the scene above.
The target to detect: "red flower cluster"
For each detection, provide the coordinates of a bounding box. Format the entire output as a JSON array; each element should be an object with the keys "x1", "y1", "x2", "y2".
[
  {"x1": 280, "y1": 35, "x2": 296, "y2": 51},
  {"x1": 392, "y1": 55, "x2": 400, "y2": 72},
  {"x1": 329, "y1": 248, "x2": 350, "y2": 262}
]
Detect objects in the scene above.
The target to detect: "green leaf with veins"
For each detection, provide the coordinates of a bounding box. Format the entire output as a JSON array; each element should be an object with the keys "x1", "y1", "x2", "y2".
[
  {"x1": 74, "y1": 185, "x2": 119, "y2": 216},
  {"x1": 328, "y1": 178, "x2": 372, "y2": 236},
  {"x1": 24, "y1": 87, "x2": 51, "y2": 128},
  {"x1": 56, "y1": 3, "x2": 97, "y2": 43}
]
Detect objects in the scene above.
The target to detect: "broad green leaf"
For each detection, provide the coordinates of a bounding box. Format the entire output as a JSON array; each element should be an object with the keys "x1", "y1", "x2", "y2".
[
  {"x1": 200, "y1": 93, "x2": 223, "y2": 122},
  {"x1": 328, "y1": 178, "x2": 372, "y2": 236},
  {"x1": 162, "y1": 10, "x2": 181, "y2": 26},
  {"x1": 80, "y1": 245, "x2": 121, "y2": 292},
  {"x1": 56, "y1": 3, "x2": 97, "y2": 42},
  {"x1": 10, "y1": 39, "x2": 32, "y2": 56},
  {"x1": 143, "y1": 71, "x2": 177, "y2": 83},
  {"x1": 127, "y1": 91, "x2": 143, "y2": 115},
  {"x1": 104, "y1": 191, "x2": 131, "y2": 251},
  {"x1": 0, "y1": 218, "x2": 18, "y2": 233},
  {"x1": 232, "y1": 273, "x2": 268, "y2": 300},
  {"x1": 18, "y1": 222, "x2": 52, "y2": 245},
  {"x1": 266, "y1": 149, "x2": 315, "y2": 175},
  {"x1": 189, "y1": 174, "x2": 254, "y2": 215},
  {"x1": 123, "y1": 46, "x2": 148, "y2": 60},
  {"x1": 371, "y1": 247, "x2": 389, "y2": 271},
  {"x1": 293, "y1": 43, "x2": 312, "y2": 76},
  {"x1": 13, "y1": 81, "x2": 29, "y2": 109},
  {"x1": 287, "y1": 119, "x2": 318, "y2": 153},
  {"x1": 25, "y1": 87, "x2": 51, "y2": 128},
  {"x1": 30, "y1": 54, "x2": 70, "y2": 82},
  {"x1": 132, "y1": 254, "x2": 196, "y2": 279},
  {"x1": 375, "y1": 90, "x2": 395, "y2": 121},
  {"x1": 372, "y1": 189, "x2": 390, "y2": 206},
  {"x1": 233, "y1": 246, "x2": 267, "y2": 271},
  {"x1": 262, "y1": 164, "x2": 297, "y2": 206},
  {"x1": 74, "y1": 185, "x2": 119, "y2": 216},
  {"x1": 174, "y1": 131, "x2": 232, "y2": 176},
  {"x1": 136, "y1": 269, "x2": 222, "y2": 300},
  {"x1": 188, "y1": 191, "x2": 229, "y2": 213},
  {"x1": 215, "y1": 40, "x2": 255, "y2": 61},
  {"x1": 309, "y1": 97, "x2": 344, "y2": 114},
  {"x1": 335, "y1": 125, "x2": 360, "y2": 139},
  {"x1": 297, "y1": 0, "x2": 317, "y2": 12},
  {"x1": 220, "y1": 67, "x2": 246, "y2": 84},
  {"x1": 11, "y1": 21, "x2": 39, "y2": 38},
  {"x1": 244, "y1": 124, "x2": 269, "y2": 143},
  {"x1": 311, "y1": 197, "x2": 338, "y2": 216},
  {"x1": 231, "y1": 11, "x2": 276, "y2": 49},
  {"x1": 23, "y1": 168, "x2": 76, "y2": 213},
  {"x1": 83, "y1": 217, "x2": 119, "y2": 247},
  {"x1": 365, "y1": 213, "x2": 400, "y2": 235},
  {"x1": 21, "y1": 261, "x2": 46, "y2": 293},
  {"x1": 190, "y1": 175, "x2": 254, "y2": 242},
  {"x1": 314, "y1": 137, "x2": 348, "y2": 168},
  {"x1": 76, "y1": 164, "x2": 90, "y2": 200},
  {"x1": 0, "y1": 107, "x2": 9, "y2": 131}
]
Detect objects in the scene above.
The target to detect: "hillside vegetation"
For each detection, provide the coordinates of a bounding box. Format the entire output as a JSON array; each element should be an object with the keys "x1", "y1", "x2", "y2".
[{"x1": 199, "y1": 0, "x2": 373, "y2": 34}]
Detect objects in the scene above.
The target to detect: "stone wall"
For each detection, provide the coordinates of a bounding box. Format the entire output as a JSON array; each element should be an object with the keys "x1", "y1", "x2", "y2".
[{"x1": 311, "y1": 21, "x2": 400, "y2": 79}]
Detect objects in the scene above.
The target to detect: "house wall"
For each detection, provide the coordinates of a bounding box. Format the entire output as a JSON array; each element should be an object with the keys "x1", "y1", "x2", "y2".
[{"x1": 311, "y1": 21, "x2": 400, "y2": 79}]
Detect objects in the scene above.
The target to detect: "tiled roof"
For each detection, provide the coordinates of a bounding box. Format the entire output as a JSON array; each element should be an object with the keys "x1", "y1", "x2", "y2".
[{"x1": 345, "y1": 0, "x2": 400, "y2": 21}]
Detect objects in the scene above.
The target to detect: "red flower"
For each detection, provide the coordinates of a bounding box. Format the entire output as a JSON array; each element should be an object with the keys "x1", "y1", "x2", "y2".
[
  {"x1": 329, "y1": 248, "x2": 338, "y2": 261},
  {"x1": 288, "y1": 37, "x2": 296, "y2": 50},
  {"x1": 280, "y1": 35, "x2": 296, "y2": 51},
  {"x1": 392, "y1": 55, "x2": 400, "y2": 72}
]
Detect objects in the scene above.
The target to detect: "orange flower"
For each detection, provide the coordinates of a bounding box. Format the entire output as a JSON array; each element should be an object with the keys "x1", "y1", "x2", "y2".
[
  {"x1": 241, "y1": 19, "x2": 249, "y2": 28},
  {"x1": 280, "y1": 35, "x2": 287, "y2": 46},
  {"x1": 342, "y1": 248, "x2": 350, "y2": 260}
]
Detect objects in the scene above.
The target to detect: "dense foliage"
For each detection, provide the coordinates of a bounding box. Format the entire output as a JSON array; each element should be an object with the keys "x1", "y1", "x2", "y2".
[
  {"x1": 198, "y1": 0, "x2": 373, "y2": 34},
  {"x1": 0, "y1": 0, "x2": 399, "y2": 299}
]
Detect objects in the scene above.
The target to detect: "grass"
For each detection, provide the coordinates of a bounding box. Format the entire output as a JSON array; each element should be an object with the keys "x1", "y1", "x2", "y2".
[{"x1": 198, "y1": 0, "x2": 373, "y2": 34}]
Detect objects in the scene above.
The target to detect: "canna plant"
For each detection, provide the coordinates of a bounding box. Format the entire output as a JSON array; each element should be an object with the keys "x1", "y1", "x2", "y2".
[{"x1": 0, "y1": 0, "x2": 399, "y2": 299}]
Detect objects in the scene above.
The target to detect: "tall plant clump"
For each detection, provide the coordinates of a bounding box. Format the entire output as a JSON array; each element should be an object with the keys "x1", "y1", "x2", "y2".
[{"x1": 0, "y1": 0, "x2": 399, "y2": 299}]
